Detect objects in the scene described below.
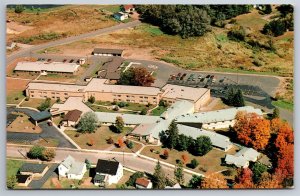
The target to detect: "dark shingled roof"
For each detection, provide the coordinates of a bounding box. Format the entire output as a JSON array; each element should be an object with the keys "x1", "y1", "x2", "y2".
[
  {"x1": 92, "y1": 48, "x2": 123, "y2": 55},
  {"x1": 20, "y1": 163, "x2": 48, "y2": 173},
  {"x1": 30, "y1": 110, "x2": 51, "y2": 122},
  {"x1": 98, "y1": 57, "x2": 124, "y2": 80},
  {"x1": 16, "y1": 174, "x2": 31, "y2": 183},
  {"x1": 95, "y1": 159, "x2": 120, "y2": 176},
  {"x1": 63, "y1": 109, "x2": 82, "y2": 122}
]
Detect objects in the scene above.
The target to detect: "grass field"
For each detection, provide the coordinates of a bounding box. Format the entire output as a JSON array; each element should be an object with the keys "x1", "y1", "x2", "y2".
[
  {"x1": 65, "y1": 126, "x2": 133, "y2": 150},
  {"x1": 150, "y1": 106, "x2": 168, "y2": 116},
  {"x1": 6, "y1": 91, "x2": 25, "y2": 104},
  {"x1": 7, "y1": 5, "x2": 120, "y2": 44},
  {"x1": 141, "y1": 145, "x2": 239, "y2": 174},
  {"x1": 20, "y1": 98, "x2": 55, "y2": 109},
  {"x1": 6, "y1": 159, "x2": 24, "y2": 178},
  {"x1": 272, "y1": 100, "x2": 294, "y2": 111}
]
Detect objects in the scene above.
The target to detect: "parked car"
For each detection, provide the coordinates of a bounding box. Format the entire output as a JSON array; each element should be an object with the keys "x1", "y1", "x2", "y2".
[
  {"x1": 41, "y1": 58, "x2": 46, "y2": 61},
  {"x1": 47, "y1": 121, "x2": 53, "y2": 126},
  {"x1": 177, "y1": 73, "x2": 182, "y2": 77},
  {"x1": 210, "y1": 75, "x2": 215, "y2": 79},
  {"x1": 47, "y1": 59, "x2": 52, "y2": 62},
  {"x1": 206, "y1": 74, "x2": 211, "y2": 78},
  {"x1": 37, "y1": 58, "x2": 42, "y2": 61},
  {"x1": 63, "y1": 59, "x2": 67, "y2": 63},
  {"x1": 200, "y1": 78, "x2": 205, "y2": 82},
  {"x1": 198, "y1": 75, "x2": 203, "y2": 79},
  {"x1": 69, "y1": 59, "x2": 74, "y2": 63}
]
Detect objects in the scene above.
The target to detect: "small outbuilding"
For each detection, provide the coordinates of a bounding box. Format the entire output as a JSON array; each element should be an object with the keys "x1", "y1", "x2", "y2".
[
  {"x1": 62, "y1": 109, "x2": 82, "y2": 127},
  {"x1": 113, "y1": 12, "x2": 129, "y2": 21},
  {"x1": 135, "y1": 177, "x2": 153, "y2": 189},
  {"x1": 92, "y1": 48, "x2": 124, "y2": 57},
  {"x1": 30, "y1": 111, "x2": 52, "y2": 126},
  {"x1": 122, "y1": 5, "x2": 135, "y2": 13}
]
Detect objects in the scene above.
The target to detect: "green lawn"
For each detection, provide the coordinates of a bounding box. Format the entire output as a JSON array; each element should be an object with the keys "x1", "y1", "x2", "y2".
[
  {"x1": 88, "y1": 104, "x2": 138, "y2": 114},
  {"x1": 140, "y1": 24, "x2": 164, "y2": 36},
  {"x1": 7, "y1": 91, "x2": 25, "y2": 104},
  {"x1": 21, "y1": 98, "x2": 55, "y2": 109},
  {"x1": 6, "y1": 159, "x2": 24, "y2": 178},
  {"x1": 150, "y1": 106, "x2": 168, "y2": 116},
  {"x1": 272, "y1": 100, "x2": 294, "y2": 111},
  {"x1": 122, "y1": 102, "x2": 155, "y2": 111}
]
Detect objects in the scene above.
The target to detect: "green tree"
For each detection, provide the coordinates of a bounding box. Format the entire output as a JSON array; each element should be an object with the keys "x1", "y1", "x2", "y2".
[
  {"x1": 126, "y1": 141, "x2": 134, "y2": 149},
  {"x1": 41, "y1": 148, "x2": 56, "y2": 161},
  {"x1": 118, "y1": 67, "x2": 135, "y2": 85},
  {"x1": 38, "y1": 98, "x2": 51, "y2": 111},
  {"x1": 263, "y1": 5, "x2": 272, "y2": 14},
  {"x1": 126, "y1": 172, "x2": 144, "y2": 186},
  {"x1": 191, "y1": 136, "x2": 212, "y2": 156},
  {"x1": 77, "y1": 112, "x2": 98, "y2": 133},
  {"x1": 115, "y1": 116, "x2": 125, "y2": 133},
  {"x1": 165, "y1": 120, "x2": 179, "y2": 149},
  {"x1": 176, "y1": 134, "x2": 189, "y2": 151},
  {"x1": 140, "y1": 108, "x2": 148, "y2": 115},
  {"x1": 27, "y1": 145, "x2": 45, "y2": 159},
  {"x1": 263, "y1": 19, "x2": 286, "y2": 37},
  {"x1": 251, "y1": 163, "x2": 268, "y2": 184},
  {"x1": 174, "y1": 162, "x2": 185, "y2": 184},
  {"x1": 189, "y1": 158, "x2": 199, "y2": 169},
  {"x1": 15, "y1": 5, "x2": 25, "y2": 13},
  {"x1": 153, "y1": 161, "x2": 166, "y2": 189},
  {"x1": 187, "y1": 175, "x2": 202, "y2": 188},
  {"x1": 7, "y1": 175, "x2": 18, "y2": 189},
  {"x1": 88, "y1": 95, "x2": 95, "y2": 104},
  {"x1": 234, "y1": 89, "x2": 245, "y2": 107},
  {"x1": 272, "y1": 108, "x2": 280, "y2": 119}
]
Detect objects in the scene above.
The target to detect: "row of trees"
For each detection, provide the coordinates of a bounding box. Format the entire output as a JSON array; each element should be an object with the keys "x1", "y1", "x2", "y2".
[
  {"x1": 160, "y1": 120, "x2": 212, "y2": 156},
  {"x1": 233, "y1": 112, "x2": 294, "y2": 186},
  {"x1": 27, "y1": 145, "x2": 56, "y2": 161},
  {"x1": 135, "y1": 5, "x2": 251, "y2": 38},
  {"x1": 118, "y1": 67, "x2": 155, "y2": 87}
]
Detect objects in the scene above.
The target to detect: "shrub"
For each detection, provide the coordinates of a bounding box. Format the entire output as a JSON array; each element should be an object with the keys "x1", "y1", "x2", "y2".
[
  {"x1": 222, "y1": 169, "x2": 233, "y2": 176},
  {"x1": 78, "y1": 180, "x2": 83, "y2": 185},
  {"x1": 126, "y1": 141, "x2": 134, "y2": 149},
  {"x1": 188, "y1": 159, "x2": 199, "y2": 169},
  {"x1": 117, "y1": 102, "x2": 126, "y2": 108},
  {"x1": 162, "y1": 149, "x2": 169, "y2": 159},
  {"x1": 262, "y1": 19, "x2": 286, "y2": 37},
  {"x1": 25, "y1": 97, "x2": 29, "y2": 101},
  {"x1": 88, "y1": 96, "x2": 95, "y2": 104},
  {"x1": 41, "y1": 148, "x2": 56, "y2": 161},
  {"x1": 228, "y1": 26, "x2": 246, "y2": 41},
  {"x1": 107, "y1": 137, "x2": 114, "y2": 144},
  {"x1": 140, "y1": 108, "x2": 147, "y2": 115},
  {"x1": 14, "y1": 97, "x2": 19, "y2": 100},
  {"x1": 38, "y1": 98, "x2": 51, "y2": 111},
  {"x1": 87, "y1": 138, "x2": 94, "y2": 146},
  {"x1": 15, "y1": 5, "x2": 25, "y2": 13},
  {"x1": 56, "y1": 98, "x2": 61, "y2": 103},
  {"x1": 27, "y1": 145, "x2": 45, "y2": 159},
  {"x1": 74, "y1": 133, "x2": 80, "y2": 137}
]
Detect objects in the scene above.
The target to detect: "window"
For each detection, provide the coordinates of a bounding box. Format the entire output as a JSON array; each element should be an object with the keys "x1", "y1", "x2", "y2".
[
  {"x1": 153, "y1": 97, "x2": 156, "y2": 99},
  {"x1": 31, "y1": 95, "x2": 34, "y2": 97},
  {"x1": 64, "y1": 93, "x2": 68, "y2": 95},
  {"x1": 52, "y1": 96, "x2": 55, "y2": 98},
  {"x1": 30, "y1": 91, "x2": 34, "y2": 93},
  {"x1": 144, "y1": 96, "x2": 148, "y2": 99},
  {"x1": 51, "y1": 92, "x2": 55, "y2": 94},
  {"x1": 139, "y1": 96, "x2": 143, "y2": 98},
  {"x1": 118, "y1": 95, "x2": 121, "y2": 97}
]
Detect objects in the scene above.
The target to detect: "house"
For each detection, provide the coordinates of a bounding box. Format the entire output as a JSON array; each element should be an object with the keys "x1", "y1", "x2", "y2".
[
  {"x1": 16, "y1": 174, "x2": 33, "y2": 187},
  {"x1": 14, "y1": 61, "x2": 80, "y2": 75},
  {"x1": 92, "y1": 48, "x2": 124, "y2": 56},
  {"x1": 114, "y1": 12, "x2": 129, "y2": 21},
  {"x1": 7, "y1": 41, "x2": 16, "y2": 50},
  {"x1": 123, "y1": 5, "x2": 135, "y2": 13},
  {"x1": 225, "y1": 154, "x2": 249, "y2": 168},
  {"x1": 94, "y1": 159, "x2": 123, "y2": 186},
  {"x1": 19, "y1": 163, "x2": 49, "y2": 178},
  {"x1": 135, "y1": 177, "x2": 153, "y2": 189},
  {"x1": 97, "y1": 57, "x2": 124, "y2": 82},
  {"x1": 58, "y1": 155, "x2": 87, "y2": 180},
  {"x1": 61, "y1": 109, "x2": 82, "y2": 127}
]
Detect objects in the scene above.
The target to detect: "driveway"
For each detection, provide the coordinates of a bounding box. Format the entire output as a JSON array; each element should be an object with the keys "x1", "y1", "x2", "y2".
[
  {"x1": 6, "y1": 107, "x2": 76, "y2": 149},
  {"x1": 29, "y1": 164, "x2": 59, "y2": 189}
]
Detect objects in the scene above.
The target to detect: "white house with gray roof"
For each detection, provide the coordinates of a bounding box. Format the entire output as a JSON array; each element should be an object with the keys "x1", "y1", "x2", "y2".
[{"x1": 58, "y1": 155, "x2": 87, "y2": 180}]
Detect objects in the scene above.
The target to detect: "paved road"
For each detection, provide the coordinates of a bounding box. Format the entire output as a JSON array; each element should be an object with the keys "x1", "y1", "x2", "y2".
[
  {"x1": 6, "y1": 20, "x2": 141, "y2": 65},
  {"x1": 7, "y1": 146, "x2": 194, "y2": 183},
  {"x1": 28, "y1": 164, "x2": 59, "y2": 189},
  {"x1": 6, "y1": 107, "x2": 76, "y2": 148}
]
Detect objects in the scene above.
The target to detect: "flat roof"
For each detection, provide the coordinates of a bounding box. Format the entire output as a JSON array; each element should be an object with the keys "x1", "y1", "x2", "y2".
[
  {"x1": 30, "y1": 111, "x2": 52, "y2": 121},
  {"x1": 160, "y1": 100, "x2": 194, "y2": 120},
  {"x1": 95, "y1": 112, "x2": 160, "y2": 125},
  {"x1": 93, "y1": 48, "x2": 123, "y2": 55},
  {"x1": 86, "y1": 78, "x2": 161, "y2": 96},
  {"x1": 51, "y1": 97, "x2": 92, "y2": 114},
  {"x1": 175, "y1": 106, "x2": 263, "y2": 124},
  {"x1": 15, "y1": 61, "x2": 80, "y2": 73},
  {"x1": 20, "y1": 163, "x2": 48, "y2": 173},
  {"x1": 27, "y1": 82, "x2": 85, "y2": 92},
  {"x1": 162, "y1": 84, "x2": 209, "y2": 102}
]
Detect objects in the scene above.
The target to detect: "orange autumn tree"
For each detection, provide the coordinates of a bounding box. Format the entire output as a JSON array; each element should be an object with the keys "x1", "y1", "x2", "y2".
[
  {"x1": 118, "y1": 138, "x2": 124, "y2": 148},
  {"x1": 201, "y1": 172, "x2": 228, "y2": 189},
  {"x1": 257, "y1": 172, "x2": 282, "y2": 189},
  {"x1": 181, "y1": 154, "x2": 189, "y2": 164},
  {"x1": 234, "y1": 168, "x2": 255, "y2": 189},
  {"x1": 234, "y1": 112, "x2": 271, "y2": 150},
  {"x1": 274, "y1": 120, "x2": 294, "y2": 181}
]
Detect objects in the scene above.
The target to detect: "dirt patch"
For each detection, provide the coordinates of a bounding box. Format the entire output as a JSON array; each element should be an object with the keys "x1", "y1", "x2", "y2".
[
  {"x1": 6, "y1": 77, "x2": 29, "y2": 92},
  {"x1": 6, "y1": 21, "x2": 34, "y2": 35}
]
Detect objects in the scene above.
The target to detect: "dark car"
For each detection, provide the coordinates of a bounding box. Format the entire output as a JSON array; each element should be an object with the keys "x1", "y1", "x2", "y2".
[
  {"x1": 69, "y1": 59, "x2": 74, "y2": 63},
  {"x1": 47, "y1": 121, "x2": 53, "y2": 126},
  {"x1": 200, "y1": 78, "x2": 205, "y2": 82},
  {"x1": 47, "y1": 59, "x2": 52, "y2": 62},
  {"x1": 177, "y1": 73, "x2": 182, "y2": 77},
  {"x1": 206, "y1": 74, "x2": 211, "y2": 78},
  {"x1": 210, "y1": 75, "x2": 215, "y2": 79},
  {"x1": 63, "y1": 59, "x2": 67, "y2": 63}
]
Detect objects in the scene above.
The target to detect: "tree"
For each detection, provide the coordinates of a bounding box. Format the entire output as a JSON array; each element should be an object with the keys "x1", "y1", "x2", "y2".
[
  {"x1": 187, "y1": 175, "x2": 202, "y2": 188},
  {"x1": 159, "y1": 99, "x2": 168, "y2": 107},
  {"x1": 257, "y1": 172, "x2": 282, "y2": 189},
  {"x1": 189, "y1": 159, "x2": 199, "y2": 169},
  {"x1": 15, "y1": 5, "x2": 25, "y2": 13},
  {"x1": 85, "y1": 159, "x2": 91, "y2": 169},
  {"x1": 88, "y1": 95, "x2": 95, "y2": 104},
  {"x1": 262, "y1": 19, "x2": 286, "y2": 37},
  {"x1": 228, "y1": 26, "x2": 246, "y2": 41},
  {"x1": 77, "y1": 112, "x2": 98, "y2": 133},
  {"x1": 7, "y1": 175, "x2": 17, "y2": 189},
  {"x1": 38, "y1": 98, "x2": 51, "y2": 111},
  {"x1": 191, "y1": 136, "x2": 212, "y2": 156},
  {"x1": 118, "y1": 138, "x2": 124, "y2": 148},
  {"x1": 176, "y1": 134, "x2": 191, "y2": 151},
  {"x1": 263, "y1": 5, "x2": 272, "y2": 14},
  {"x1": 202, "y1": 173, "x2": 228, "y2": 189},
  {"x1": 251, "y1": 163, "x2": 268, "y2": 184},
  {"x1": 126, "y1": 172, "x2": 144, "y2": 186},
  {"x1": 140, "y1": 108, "x2": 147, "y2": 115},
  {"x1": 181, "y1": 154, "x2": 189, "y2": 164},
  {"x1": 272, "y1": 108, "x2": 280, "y2": 119},
  {"x1": 164, "y1": 120, "x2": 179, "y2": 149},
  {"x1": 225, "y1": 87, "x2": 245, "y2": 107},
  {"x1": 234, "y1": 89, "x2": 245, "y2": 107},
  {"x1": 174, "y1": 162, "x2": 185, "y2": 184},
  {"x1": 153, "y1": 161, "x2": 166, "y2": 189},
  {"x1": 27, "y1": 145, "x2": 45, "y2": 159},
  {"x1": 234, "y1": 168, "x2": 255, "y2": 189},
  {"x1": 115, "y1": 116, "x2": 125, "y2": 133},
  {"x1": 234, "y1": 112, "x2": 271, "y2": 150},
  {"x1": 41, "y1": 148, "x2": 56, "y2": 161},
  {"x1": 162, "y1": 149, "x2": 169, "y2": 159},
  {"x1": 126, "y1": 141, "x2": 134, "y2": 149},
  {"x1": 118, "y1": 67, "x2": 155, "y2": 87}
]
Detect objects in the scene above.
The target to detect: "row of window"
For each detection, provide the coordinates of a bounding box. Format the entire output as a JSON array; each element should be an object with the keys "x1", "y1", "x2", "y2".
[
  {"x1": 31, "y1": 91, "x2": 68, "y2": 96},
  {"x1": 113, "y1": 94, "x2": 156, "y2": 100}
]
